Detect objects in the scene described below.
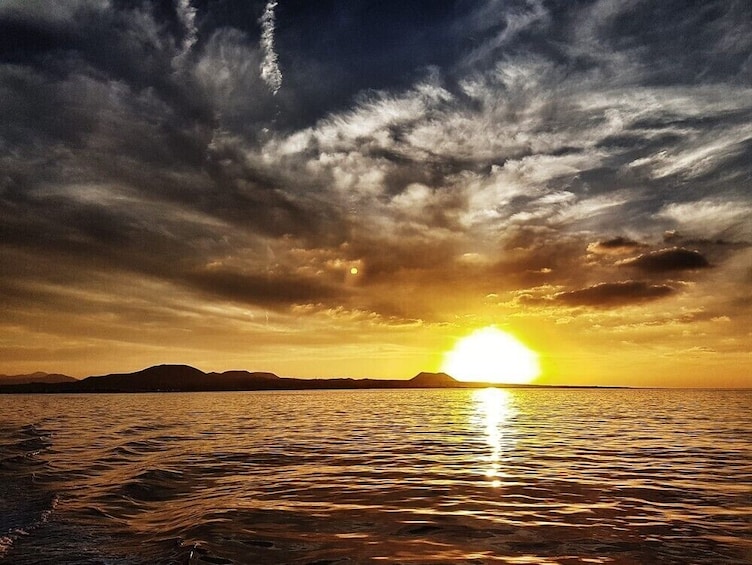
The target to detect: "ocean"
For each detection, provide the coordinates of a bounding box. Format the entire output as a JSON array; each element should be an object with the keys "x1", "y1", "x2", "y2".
[{"x1": 0, "y1": 388, "x2": 750, "y2": 564}]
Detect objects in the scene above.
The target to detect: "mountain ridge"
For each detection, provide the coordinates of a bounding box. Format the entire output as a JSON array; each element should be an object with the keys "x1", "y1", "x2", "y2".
[
  {"x1": 0, "y1": 372, "x2": 78, "y2": 385},
  {"x1": 0, "y1": 364, "x2": 623, "y2": 393},
  {"x1": 0, "y1": 364, "x2": 480, "y2": 393}
]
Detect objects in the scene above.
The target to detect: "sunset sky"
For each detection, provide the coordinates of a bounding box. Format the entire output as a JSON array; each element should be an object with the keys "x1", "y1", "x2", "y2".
[{"x1": 1, "y1": 0, "x2": 750, "y2": 387}]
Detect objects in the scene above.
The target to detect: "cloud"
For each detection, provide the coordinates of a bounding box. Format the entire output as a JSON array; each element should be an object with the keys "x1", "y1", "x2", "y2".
[
  {"x1": 173, "y1": 0, "x2": 198, "y2": 69},
  {"x1": 619, "y1": 248, "x2": 710, "y2": 272},
  {"x1": 259, "y1": 0, "x2": 282, "y2": 94},
  {"x1": 587, "y1": 237, "x2": 647, "y2": 255},
  {"x1": 187, "y1": 267, "x2": 338, "y2": 308},
  {"x1": 656, "y1": 199, "x2": 752, "y2": 240},
  {"x1": 554, "y1": 281, "x2": 675, "y2": 308}
]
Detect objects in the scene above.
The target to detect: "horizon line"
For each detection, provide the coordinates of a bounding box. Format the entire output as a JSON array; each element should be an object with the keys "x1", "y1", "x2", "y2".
[{"x1": 2, "y1": 363, "x2": 750, "y2": 390}]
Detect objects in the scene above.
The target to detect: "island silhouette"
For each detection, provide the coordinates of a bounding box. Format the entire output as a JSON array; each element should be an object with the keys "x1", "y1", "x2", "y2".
[
  {"x1": 0, "y1": 372, "x2": 77, "y2": 385},
  {"x1": 0, "y1": 364, "x2": 592, "y2": 393}
]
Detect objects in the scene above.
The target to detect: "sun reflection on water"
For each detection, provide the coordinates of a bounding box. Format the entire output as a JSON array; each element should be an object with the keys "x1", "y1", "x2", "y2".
[{"x1": 473, "y1": 388, "x2": 516, "y2": 487}]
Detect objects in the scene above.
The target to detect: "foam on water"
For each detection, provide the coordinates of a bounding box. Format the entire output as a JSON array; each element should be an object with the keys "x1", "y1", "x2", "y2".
[{"x1": 0, "y1": 389, "x2": 750, "y2": 564}]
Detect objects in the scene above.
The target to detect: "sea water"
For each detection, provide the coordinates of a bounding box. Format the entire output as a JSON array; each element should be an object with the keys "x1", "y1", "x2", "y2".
[{"x1": 0, "y1": 388, "x2": 750, "y2": 564}]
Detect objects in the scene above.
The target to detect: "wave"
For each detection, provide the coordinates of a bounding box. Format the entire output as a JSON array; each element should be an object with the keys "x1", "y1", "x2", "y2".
[{"x1": 0, "y1": 423, "x2": 58, "y2": 560}]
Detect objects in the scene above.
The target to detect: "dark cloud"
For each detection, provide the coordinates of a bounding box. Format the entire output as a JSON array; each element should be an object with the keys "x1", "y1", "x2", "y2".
[
  {"x1": 619, "y1": 248, "x2": 711, "y2": 272},
  {"x1": 663, "y1": 230, "x2": 750, "y2": 249},
  {"x1": 587, "y1": 237, "x2": 646, "y2": 255},
  {"x1": 187, "y1": 267, "x2": 339, "y2": 308},
  {"x1": 554, "y1": 281, "x2": 675, "y2": 307}
]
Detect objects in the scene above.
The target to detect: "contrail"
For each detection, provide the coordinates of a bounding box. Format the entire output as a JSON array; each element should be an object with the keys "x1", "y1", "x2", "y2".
[
  {"x1": 260, "y1": 0, "x2": 282, "y2": 94},
  {"x1": 174, "y1": 0, "x2": 197, "y2": 67}
]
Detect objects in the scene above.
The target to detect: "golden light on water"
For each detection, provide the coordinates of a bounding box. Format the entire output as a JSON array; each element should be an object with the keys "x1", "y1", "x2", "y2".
[
  {"x1": 474, "y1": 388, "x2": 516, "y2": 487},
  {"x1": 441, "y1": 327, "x2": 540, "y2": 384}
]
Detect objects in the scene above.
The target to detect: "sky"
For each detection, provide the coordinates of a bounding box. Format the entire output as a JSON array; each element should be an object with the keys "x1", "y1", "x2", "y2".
[{"x1": 0, "y1": 0, "x2": 750, "y2": 387}]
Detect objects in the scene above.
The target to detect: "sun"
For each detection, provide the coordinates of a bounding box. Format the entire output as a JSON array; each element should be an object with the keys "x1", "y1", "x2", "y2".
[{"x1": 441, "y1": 326, "x2": 540, "y2": 384}]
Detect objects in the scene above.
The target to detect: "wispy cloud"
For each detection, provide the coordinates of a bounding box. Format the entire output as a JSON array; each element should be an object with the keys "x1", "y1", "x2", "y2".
[
  {"x1": 173, "y1": 0, "x2": 198, "y2": 68},
  {"x1": 259, "y1": 0, "x2": 282, "y2": 94},
  {"x1": 657, "y1": 199, "x2": 752, "y2": 240}
]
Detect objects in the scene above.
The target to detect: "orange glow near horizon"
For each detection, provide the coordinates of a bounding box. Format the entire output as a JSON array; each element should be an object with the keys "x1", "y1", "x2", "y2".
[{"x1": 441, "y1": 327, "x2": 541, "y2": 384}]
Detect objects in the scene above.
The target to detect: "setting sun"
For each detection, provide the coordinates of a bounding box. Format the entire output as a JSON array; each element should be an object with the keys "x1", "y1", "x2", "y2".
[{"x1": 441, "y1": 327, "x2": 540, "y2": 384}]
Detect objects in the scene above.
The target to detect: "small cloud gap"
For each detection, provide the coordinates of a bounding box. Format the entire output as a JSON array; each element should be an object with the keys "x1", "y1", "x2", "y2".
[{"x1": 260, "y1": 0, "x2": 282, "y2": 95}]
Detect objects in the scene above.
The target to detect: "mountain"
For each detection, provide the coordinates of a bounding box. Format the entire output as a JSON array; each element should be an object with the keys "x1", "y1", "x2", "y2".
[
  {"x1": 0, "y1": 365, "x2": 624, "y2": 393},
  {"x1": 0, "y1": 365, "x2": 493, "y2": 393},
  {"x1": 73, "y1": 366, "x2": 472, "y2": 392},
  {"x1": 78, "y1": 365, "x2": 284, "y2": 392},
  {"x1": 0, "y1": 372, "x2": 77, "y2": 385},
  {"x1": 79, "y1": 364, "x2": 207, "y2": 392},
  {"x1": 409, "y1": 372, "x2": 459, "y2": 387},
  {"x1": 210, "y1": 370, "x2": 280, "y2": 380}
]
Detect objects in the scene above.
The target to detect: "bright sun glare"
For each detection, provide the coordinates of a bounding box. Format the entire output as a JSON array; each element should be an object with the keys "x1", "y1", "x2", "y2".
[{"x1": 441, "y1": 327, "x2": 540, "y2": 384}]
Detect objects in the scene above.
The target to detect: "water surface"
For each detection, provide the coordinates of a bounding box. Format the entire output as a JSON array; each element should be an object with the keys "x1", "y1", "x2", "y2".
[{"x1": 1, "y1": 388, "x2": 750, "y2": 563}]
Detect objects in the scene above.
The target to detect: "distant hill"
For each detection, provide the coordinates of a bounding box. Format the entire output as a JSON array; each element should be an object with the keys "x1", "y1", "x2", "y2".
[
  {"x1": 0, "y1": 365, "x2": 602, "y2": 394},
  {"x1": 77, "y1": 365, "x2": 285, "y2": 392},
  {"x1": 79, "y1": 364, "x2": 206, "y2": 392},
  {"x1": 209, "y1": 370, "x2": 280, "y2": 381},
  {"x1": 409, "y1": 372, "x2": 459, "y2": 387},
  {"x1": 0, "y1": 372, "x2": 77, "y2": 385},
  {"x1": 70, "y1": 365, "x2": 473, "y2": 393}
]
